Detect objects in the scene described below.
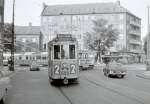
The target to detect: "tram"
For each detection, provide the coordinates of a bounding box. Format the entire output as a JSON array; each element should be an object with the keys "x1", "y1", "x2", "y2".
[
  {"x1": 78, "y1": 50, "x2": 95, "y2": 70},
  {"x1": 48, "y1": 34, "x2": 79, "y2": 84}
]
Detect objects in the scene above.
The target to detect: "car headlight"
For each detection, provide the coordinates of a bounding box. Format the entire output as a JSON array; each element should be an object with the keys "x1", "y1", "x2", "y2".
[
  {"x1": 70, "y1": 64, "x2": 76, "y2": 74},
  {"x1": 54, "y1": 65, "x2": 60, "y2": 74}
]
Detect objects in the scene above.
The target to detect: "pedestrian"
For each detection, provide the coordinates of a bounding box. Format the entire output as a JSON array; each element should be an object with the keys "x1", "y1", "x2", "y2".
[
  {"x1": 8, "y1": 57, "x2": 13, "y2": 71},
  {"x1": 146, "y1": 60, "x2": 150, "y2": 71}
]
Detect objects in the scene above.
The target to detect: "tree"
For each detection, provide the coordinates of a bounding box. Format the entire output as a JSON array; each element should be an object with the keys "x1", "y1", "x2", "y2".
[
  {"x1": 3, "y1": 23, "x2": 13, "y2": 52},
  {"x1": 84, "y1": 19, "x2": 119, "y2": 62}
]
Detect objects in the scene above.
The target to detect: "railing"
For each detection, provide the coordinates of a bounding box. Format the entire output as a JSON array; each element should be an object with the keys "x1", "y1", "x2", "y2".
[
  {"x1": 129, "y1": 39, "x2": 141, "y2": 45},
  {"x1": 130, "y1": 21, "x2": 141, "y2": 27},
  {"x1": 129, "y1": 30, "x2": 141, "y2": 36}
]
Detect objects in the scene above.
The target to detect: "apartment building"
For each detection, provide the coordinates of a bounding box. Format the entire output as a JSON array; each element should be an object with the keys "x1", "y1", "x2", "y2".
[
  {"x1": 15, "y1": 24, "x2": 43, "y2": 52},
  {"x1": 41, "y1": 2, "x2": 142, "y2": 62}
]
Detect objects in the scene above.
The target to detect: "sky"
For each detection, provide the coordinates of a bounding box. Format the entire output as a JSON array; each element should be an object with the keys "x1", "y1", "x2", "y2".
[{"x1": 4, "y1": 0, "x2": 150, "y2": 38}]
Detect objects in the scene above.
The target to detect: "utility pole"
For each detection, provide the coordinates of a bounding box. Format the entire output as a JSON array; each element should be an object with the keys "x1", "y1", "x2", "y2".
[
  {"x1": 10, "y1": 0, "x2": 15, "y2": 71},
  {"x1": 0, "y1": 0, "x2": 4, "y2": 67},
  {"x1": 147, "y1": 6, "x2": 150, "y2": 60}
]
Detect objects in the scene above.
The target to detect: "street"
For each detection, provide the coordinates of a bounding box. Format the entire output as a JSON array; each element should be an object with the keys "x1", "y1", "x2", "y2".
[{"x1": 5, "y1": 65, "x2": 150, "y2": 104}]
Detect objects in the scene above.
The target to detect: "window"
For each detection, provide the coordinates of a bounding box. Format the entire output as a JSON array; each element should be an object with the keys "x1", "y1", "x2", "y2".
[
  {"x1": 32, "y1": 38, "x2": 36, "y2": 42},
  {"x1": 44, "y1": 44, "x2": 46, "y2": 50},
  {"x1": 61, "y1": 45, "x2": 69, "y2": 59},
  {"x1": 19, "y1": 56, "x2": 22, "y2": 60},
  {"x1": 36, "y1": 55, "x2": 41, "y2": 60},
  {"x1": 69, "y1": 45, "x2": 75, "y2": 59},
  {"x1": 54, "y1": 45, "x2": 60, "y2": 59},
  {"x1": 119, "y1": 24, "x2": 124, "y2": 30},
  {"x1": 0, "y1": 71, "x2": 3, "y2": 78},
  {"x1": 22, "y1": 38, "x2": 26, "y2": 42},
  {"x1": 72, "y1": 16, "x2": 76, "y2": 21},
  {"x1": 42, "y1": 57, "x2": 47, "y2": 60},
  {"x1": 85, "y1": 53, "x2": 88, "y2": 59},
  {"x1": 26, "y1": 56, "x2": 28, "y2": 60},
  {"x1": 119, "y1": 14, "x2": 124, "y2": 20}
]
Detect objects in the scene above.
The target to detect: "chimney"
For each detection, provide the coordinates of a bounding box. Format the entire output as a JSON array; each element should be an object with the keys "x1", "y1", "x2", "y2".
[
  {"x1": 116, "y1": 0, "x2": 120, "y2": 6},
  {"x1": 29, "y1": 22, "x2": 32, "y2": 27},
  {"x1": 43, "y1": 2, "x2": 47, "y2": 8}
]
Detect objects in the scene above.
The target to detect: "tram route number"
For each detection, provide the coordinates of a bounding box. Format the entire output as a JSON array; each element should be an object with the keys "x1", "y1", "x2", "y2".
[
  {"x1": 54, "y1": 65, "x2": 59, "y2": 74},
  {"x1": 70, "y1": 64, "x2": 76, "y2": 74}
]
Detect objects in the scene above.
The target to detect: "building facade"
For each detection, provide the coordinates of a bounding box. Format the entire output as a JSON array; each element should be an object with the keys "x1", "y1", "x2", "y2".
[
  {"x1": 15, "y1": 24, "x2": 43, "y2": 52},
  {"x1": 0, "y1": 0, "x2": 4, "y2": 66},
  {"x1": 41, "y1": 2, "x2": 142, "y2": 62}
]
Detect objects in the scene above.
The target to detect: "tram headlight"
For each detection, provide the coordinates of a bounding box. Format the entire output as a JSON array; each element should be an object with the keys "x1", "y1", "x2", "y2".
[
  {"x1": 54, "y1": 65, "x2": 60, "y2": 74},
  {"x1": 62, "y1": 63, "x2": 67, "y2": 68},
  {"x1": 70, "y1": 64, "x2": 76, "y2": 74}
]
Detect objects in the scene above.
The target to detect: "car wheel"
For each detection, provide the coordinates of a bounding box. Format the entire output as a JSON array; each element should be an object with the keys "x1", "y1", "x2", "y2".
[
  {"x1": 121, "y1": 75, "x2": 124, "y2": 78},
  {"x1": 117, "y1": 74, "x2": 122, "y2": 78},
  {"x1": 0, "y1": 98, "x2": 4, "y2": 104}
]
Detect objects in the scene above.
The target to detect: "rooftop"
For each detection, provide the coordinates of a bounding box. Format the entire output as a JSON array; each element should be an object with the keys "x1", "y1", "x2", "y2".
[
  {"x1": 15, "y1": 25, "x2": 41, "y2": 35},
  {"x1": 42, "y1": 2, "x2": 133, "y2": 16}
]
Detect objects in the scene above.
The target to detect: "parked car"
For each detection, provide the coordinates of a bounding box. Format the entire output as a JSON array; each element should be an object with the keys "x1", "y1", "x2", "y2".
[
  {"x1": 103, "y1": 61, "x2": 127, "y2": 78},
  {"x1": 0, "y1": 70, "x2": 10, "y2": 104},
  {"x1": 29, "y1": 62, "x2": 40, "y2": 71}
]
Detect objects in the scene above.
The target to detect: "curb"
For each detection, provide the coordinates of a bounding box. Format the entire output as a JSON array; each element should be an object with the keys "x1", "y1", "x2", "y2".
[
  {"x1": 136, "y1": 74, "x2": 150, "y2": 80},
  {"x1": 2, "y1": 70, "x2": 18, "y2": 78}
]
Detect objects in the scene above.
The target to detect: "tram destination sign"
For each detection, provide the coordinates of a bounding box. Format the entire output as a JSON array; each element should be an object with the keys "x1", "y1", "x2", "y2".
[{"x1": 57, "y1": 34, "x2": 72, "y2": 38}]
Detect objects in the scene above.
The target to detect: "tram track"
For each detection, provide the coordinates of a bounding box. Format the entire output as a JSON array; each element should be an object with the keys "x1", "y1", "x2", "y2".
[
  {"x1": 58, "y1": 86, "x2": 74, "y2": 104},
  {"x1": 83, "y1": 76, "x2": 146, "y2": 104}
]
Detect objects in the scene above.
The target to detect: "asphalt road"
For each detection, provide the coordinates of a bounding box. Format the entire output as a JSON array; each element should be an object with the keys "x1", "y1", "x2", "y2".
[{"x1": 5, "y1": 65, "x2": 150, "y2": 104}]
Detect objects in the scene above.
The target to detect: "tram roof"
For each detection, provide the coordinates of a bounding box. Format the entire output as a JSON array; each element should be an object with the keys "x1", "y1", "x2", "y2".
[
  {"x1": 48, "y1": 34, "x2": 77, "y2": 44},
  {"x1": 101, "y1": 55, "x2": 122, "y2": 58}
]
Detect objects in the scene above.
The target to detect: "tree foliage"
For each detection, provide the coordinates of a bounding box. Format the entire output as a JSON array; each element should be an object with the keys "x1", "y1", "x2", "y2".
[
  {"x1": 84, "y1": 19, "x2": 119, "y2": 62},
  {"x1": 3, "y1": 23, "x2": 12, "y2": 52}
]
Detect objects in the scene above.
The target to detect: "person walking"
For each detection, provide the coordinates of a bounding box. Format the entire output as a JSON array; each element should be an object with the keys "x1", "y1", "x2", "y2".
[{"x1": 8, "y1": 58, "x2": 14, "y2": 71}]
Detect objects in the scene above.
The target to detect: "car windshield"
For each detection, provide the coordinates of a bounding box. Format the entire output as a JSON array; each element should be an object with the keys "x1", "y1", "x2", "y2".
[{"x1": 109, "y1": 62, "x2": 121, "y2": 67}]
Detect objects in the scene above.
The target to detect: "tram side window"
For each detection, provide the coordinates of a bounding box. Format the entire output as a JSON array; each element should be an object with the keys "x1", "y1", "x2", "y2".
[
  {"x1": 26, "y1": 56, "x2": 28, "y2": 60},
  {"x1": 36, "y1": 56, "x2": 41, "y2": 60},
  {"x1": 54, "y1": 45, "x2": 60, "y2": 59},
  {"x1": 19, "y1": 56, "x2": 22, "y2": 60},
  {"x1": 69, "y1": 45, "x2": 75, "y2": 59}
]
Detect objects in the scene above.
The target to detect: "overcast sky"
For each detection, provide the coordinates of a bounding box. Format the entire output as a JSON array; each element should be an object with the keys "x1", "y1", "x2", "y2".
[{"x1": 4, "y1": 0, "x2": 150, "y2": 38}]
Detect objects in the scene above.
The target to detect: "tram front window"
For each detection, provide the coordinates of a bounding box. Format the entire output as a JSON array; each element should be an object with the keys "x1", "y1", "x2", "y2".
[
  {"x1": 54, "y1": 45, "x2": 60, "y2": 59},
  {"x1": 69, "y1": 45, "x2": 75, "y2": 59},
  {"x1": 61, "y1": 45, "x2": 69, "y2": 59}
]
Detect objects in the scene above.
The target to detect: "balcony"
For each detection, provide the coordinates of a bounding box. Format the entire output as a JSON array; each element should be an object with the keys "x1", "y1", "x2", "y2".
[
  {"x1": 129, "y1": 39, "x2": 141, "y2": 45},
  {"x1": 130, "y1": 49, "x2": 142, "y2": 53},
  {"x1": 130, "y1": 21, "x2": 141, "y2": 27},
  {"x1": 129, "y1": 30, "x2": 141, "y2": 36}
]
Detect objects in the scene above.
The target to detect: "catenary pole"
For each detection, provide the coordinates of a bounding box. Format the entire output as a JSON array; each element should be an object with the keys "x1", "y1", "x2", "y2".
[{"x1": 10, "y1": 0, "x2": 15, "y2": 71}]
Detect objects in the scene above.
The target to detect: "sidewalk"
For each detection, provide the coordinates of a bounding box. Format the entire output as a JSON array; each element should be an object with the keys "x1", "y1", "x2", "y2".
[
  {"x1": 136, "y1": 71, "x2": 150, "y2": 80},
  {"x1": 1, "y1": 67, "x2": 17, "y2": 78}
]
